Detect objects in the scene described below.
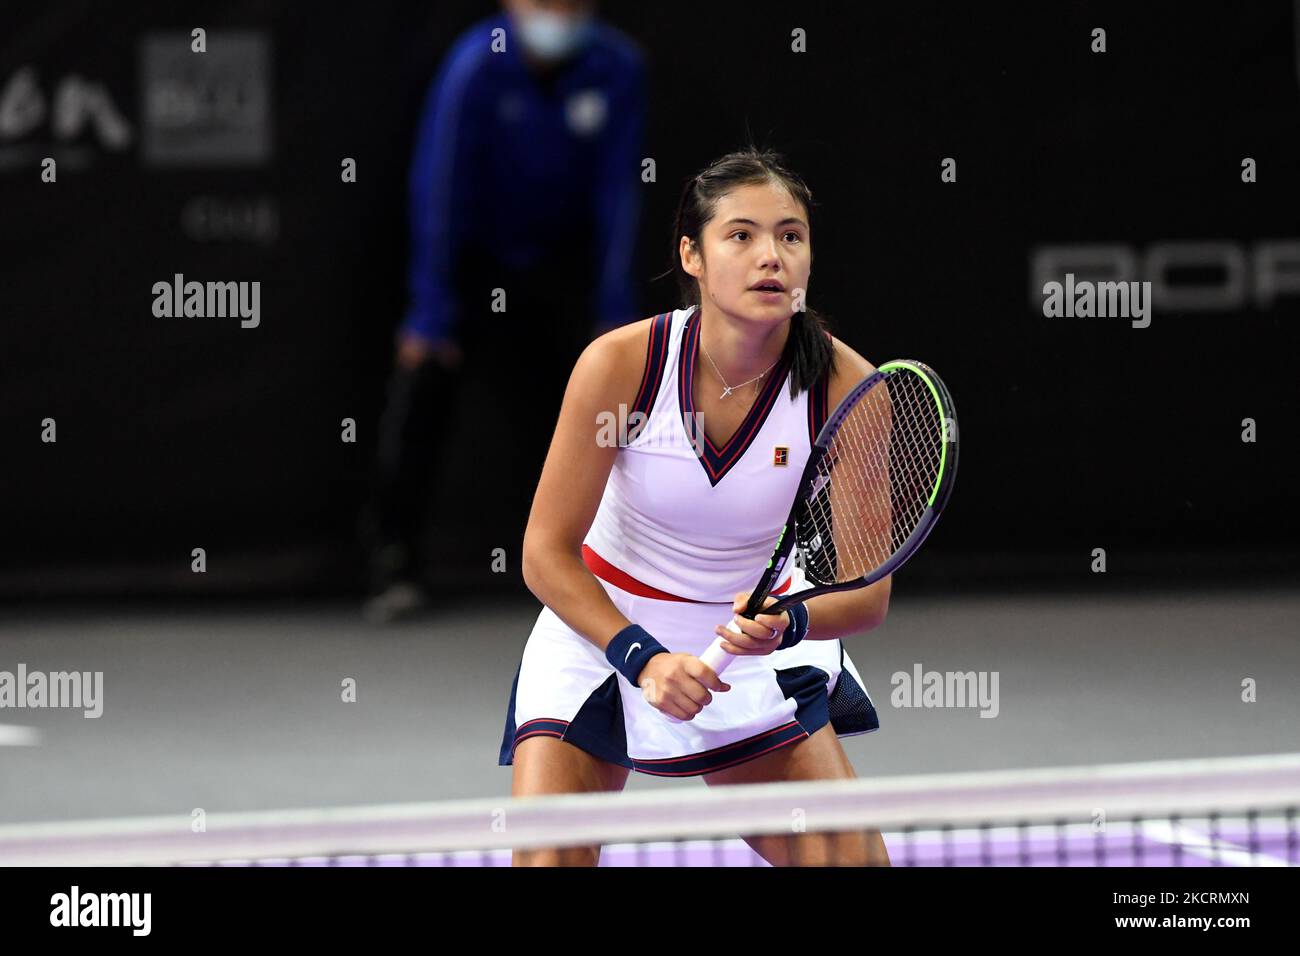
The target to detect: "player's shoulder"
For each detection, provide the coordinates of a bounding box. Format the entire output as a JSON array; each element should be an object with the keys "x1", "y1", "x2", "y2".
[
  {"x1": 587, "y1": 312, "x2": 657, "y2": 360},
  {"x1": 573, "y1": 313, "x2": 667, "y2": 405},
  {"x1": 825, "y1": 334, "x2": 877, "y2": 409}
]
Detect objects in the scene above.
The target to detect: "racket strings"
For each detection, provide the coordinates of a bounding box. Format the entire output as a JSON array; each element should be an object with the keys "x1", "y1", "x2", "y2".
[
  {"x1": 807, "y1": 393, "x2": 893, "y2": 578},
  {"x1": 827, "y1": 389, "x2": 900, "y2": 577},
  {"x1": 799, "y1": 370, "x2": 945, "y2": 586}
]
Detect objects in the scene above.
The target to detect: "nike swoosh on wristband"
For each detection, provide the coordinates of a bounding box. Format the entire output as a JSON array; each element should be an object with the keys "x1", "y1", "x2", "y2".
[{"x1": 625, "y1": 642, "x2": 641, "y2": 663}]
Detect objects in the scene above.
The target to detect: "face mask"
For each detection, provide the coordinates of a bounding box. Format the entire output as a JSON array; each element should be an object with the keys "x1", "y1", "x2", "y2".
[{"x1": 515, "y1": 10, "x2": 595, "y2": 62}]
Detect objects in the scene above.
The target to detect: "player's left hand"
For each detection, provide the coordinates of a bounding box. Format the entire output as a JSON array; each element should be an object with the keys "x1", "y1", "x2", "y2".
[{"x1": 713, "y1": 593, "x2": 789, "y2": 657}]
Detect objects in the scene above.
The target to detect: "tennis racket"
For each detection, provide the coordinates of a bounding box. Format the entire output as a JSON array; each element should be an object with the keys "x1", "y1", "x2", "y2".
[{"x1": 698, "y1": 358, "x2": 958, "y2": 678}]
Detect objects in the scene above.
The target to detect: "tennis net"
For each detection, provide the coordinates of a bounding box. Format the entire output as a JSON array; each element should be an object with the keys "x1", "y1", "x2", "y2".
[{"x1": 3, "y1": 752, "x2": 1298, "y2": 867}]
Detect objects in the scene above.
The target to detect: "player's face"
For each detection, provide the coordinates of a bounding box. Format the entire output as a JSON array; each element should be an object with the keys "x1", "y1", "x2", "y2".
[{"x1": 684, "y1": 181, "x2": 812, "y2": 324}]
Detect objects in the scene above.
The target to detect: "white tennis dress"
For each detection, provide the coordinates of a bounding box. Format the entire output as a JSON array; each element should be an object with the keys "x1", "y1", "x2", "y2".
[{"x1": 499, "y1": 305, "x2": 878, "y2": 776}]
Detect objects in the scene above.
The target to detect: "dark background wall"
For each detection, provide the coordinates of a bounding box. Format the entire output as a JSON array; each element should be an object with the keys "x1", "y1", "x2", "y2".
[{"x1": 2, "y1": 1, "x2": 1297, "y2": 598}]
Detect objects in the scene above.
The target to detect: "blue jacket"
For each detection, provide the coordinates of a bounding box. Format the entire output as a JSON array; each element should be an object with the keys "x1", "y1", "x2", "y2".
[{"x1": 402, "y1": 13, "x2": 646, "y2": 343}]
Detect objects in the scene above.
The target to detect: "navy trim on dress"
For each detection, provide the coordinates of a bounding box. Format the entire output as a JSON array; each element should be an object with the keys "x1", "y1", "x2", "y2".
[
  {"x1": 807, "y1": 367, "x2": 831, "y2": 446},
  {"x1": 499, "y1": 667, "x2": 633, "y2": 769},
  {"x1": 631, "y1": 720, "x2": 811, "y2": 777},
  {"x1": 624, "y1": 311, "x2": 673, "y2": 446},
  {"x1": 561, "y1": 674, "x2": 633, "y2": 768},
  {"x1": 678, "y1": 307, "x2": 793, "y2": 486},
  {"x1": 825, "y1": 643, "x2": 881, "y2": 735},
  {"x1": 497, "y1": 661, "x2": 523, "y2": 765}
]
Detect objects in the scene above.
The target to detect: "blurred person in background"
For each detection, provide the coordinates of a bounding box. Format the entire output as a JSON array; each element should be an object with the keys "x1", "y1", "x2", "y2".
[{"x1": 361, "y1": 0, "x2": 646, "y2": 621}]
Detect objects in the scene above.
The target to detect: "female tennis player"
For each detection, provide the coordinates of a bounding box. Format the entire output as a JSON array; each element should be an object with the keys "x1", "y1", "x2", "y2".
[{"x1": 500, "y1": 148, "x2": 893, "y2": 866}]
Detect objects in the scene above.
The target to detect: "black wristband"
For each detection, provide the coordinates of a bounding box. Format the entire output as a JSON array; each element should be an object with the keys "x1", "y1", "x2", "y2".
[
  {"x1": 605, "y1": 624, "x2": 668, "y2": 686},
  {"x1": 777, "y1": 603, "x2": 810, "y2": 650}
]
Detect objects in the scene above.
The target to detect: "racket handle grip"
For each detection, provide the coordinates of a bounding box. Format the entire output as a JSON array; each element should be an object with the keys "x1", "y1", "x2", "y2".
[
  {"x1": 699, "y1": 621, "x2": 742, "y2": 676},
  {"x1": 661, "y1": 619, "x2": 743, "y2": 724}
]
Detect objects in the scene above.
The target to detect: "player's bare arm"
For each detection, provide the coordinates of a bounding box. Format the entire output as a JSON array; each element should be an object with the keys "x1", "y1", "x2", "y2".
[{"x1": 521, "y1": 320, "x2": 728, "y2": 720}]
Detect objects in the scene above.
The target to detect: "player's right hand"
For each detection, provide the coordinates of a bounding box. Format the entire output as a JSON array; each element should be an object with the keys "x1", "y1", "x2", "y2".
[{"x1": 637, "y1": 653, "x2": 731, "y2": 721}]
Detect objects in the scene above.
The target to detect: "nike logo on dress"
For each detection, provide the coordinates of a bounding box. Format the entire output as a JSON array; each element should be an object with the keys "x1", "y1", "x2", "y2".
[{"x1": 625, "y1": 642, "x2": 642, "y2": 662}]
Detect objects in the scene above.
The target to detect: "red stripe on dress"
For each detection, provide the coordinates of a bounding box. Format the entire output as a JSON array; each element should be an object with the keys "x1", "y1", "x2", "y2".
[{"x1": 582, "y1": 544, "x2": 793, "y2": 602}]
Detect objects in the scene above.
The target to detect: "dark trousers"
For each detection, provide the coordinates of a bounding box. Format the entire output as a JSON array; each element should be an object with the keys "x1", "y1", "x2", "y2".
[{"x1": 364, "y1": 255, "x2": 595, "y2": 590}]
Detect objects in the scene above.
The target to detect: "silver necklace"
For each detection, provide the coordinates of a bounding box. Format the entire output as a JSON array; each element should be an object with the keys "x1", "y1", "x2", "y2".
[{"x1": 700, "y1": 334, "x2": 779, "y2": 400}]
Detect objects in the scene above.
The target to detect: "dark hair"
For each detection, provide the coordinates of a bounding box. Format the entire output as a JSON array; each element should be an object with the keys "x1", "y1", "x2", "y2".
[{"x1": 668, "y1": 147, "x2": 836, "y2": 397}]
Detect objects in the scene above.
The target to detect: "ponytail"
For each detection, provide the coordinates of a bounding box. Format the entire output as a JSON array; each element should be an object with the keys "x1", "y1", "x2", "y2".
[{"x1": 784, "y1": 308, "x2": 836, "y2": 397}]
